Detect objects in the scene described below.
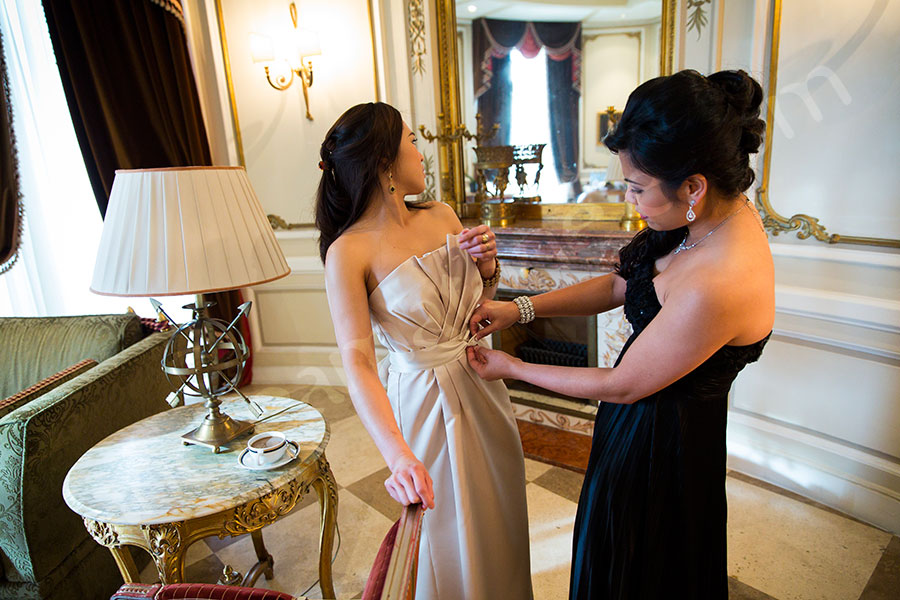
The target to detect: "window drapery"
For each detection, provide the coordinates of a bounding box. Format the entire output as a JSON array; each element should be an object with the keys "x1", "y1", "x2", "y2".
[
  {"x1": 41, "y1": 0, "x2": 251, "y2": 383},
  {"x1": 0, "y1": 24, "x2": 23, "y2": 275},
  {"x1": 472, "y1": 18, "x2": 581, "y2": 184}
]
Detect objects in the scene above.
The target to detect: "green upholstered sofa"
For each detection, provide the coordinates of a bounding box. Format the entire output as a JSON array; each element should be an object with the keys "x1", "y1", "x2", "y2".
[{"x1": 0, "y1": 314, "x2": 173, "y2": 599}]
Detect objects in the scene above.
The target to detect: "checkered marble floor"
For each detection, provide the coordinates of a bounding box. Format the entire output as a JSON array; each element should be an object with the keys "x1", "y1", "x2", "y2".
[{"x1": 139, "y1": 384, "x2": 899, "y2": 599}]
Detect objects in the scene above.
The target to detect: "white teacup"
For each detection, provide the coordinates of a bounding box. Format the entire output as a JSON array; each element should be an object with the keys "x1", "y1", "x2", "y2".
[{"x1": 246, "y1": 431, "x2": 288, "y2": 466}]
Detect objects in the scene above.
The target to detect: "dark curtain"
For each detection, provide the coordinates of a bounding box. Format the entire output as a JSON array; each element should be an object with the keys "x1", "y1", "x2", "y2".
[
  {"x1": 535, "y1": 23, "x2": 581, "y2": 185},
  {"x1": 43, "y1": 0, "x2": 252, "y2": 384},
  {"x1": 0, "y1": 24, "x2": 23, "y2": 275},
  {"x1": 473, "y1": 19, "x2": 527, "y2": 146},
  {"x1": 472, "y1": 18, "x2": 581, "y2": 184}
]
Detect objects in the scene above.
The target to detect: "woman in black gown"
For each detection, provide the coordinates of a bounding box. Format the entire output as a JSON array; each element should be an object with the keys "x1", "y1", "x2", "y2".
[{"x1": 465, "y1": 69, "x2": 775, "y2": 598}]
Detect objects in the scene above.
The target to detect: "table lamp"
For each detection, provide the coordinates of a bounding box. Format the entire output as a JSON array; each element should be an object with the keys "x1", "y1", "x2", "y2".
[{"x1": 91, "y1": 167, "x2": 290, "y2": 451}]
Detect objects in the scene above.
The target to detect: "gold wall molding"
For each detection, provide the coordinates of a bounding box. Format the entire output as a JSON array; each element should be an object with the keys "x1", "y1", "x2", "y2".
[
  {"x1": 408, "y1": 0, "x2": 428, "y2": 75},
  {"x1": 660, "y1": 0, "x2": 676, "y2": 76},
  {"x1": 432, "y1": 0, "x2": 465, "y2": 212},
  {"x1": 758, "y1": 0, "x2": 900, "y2": 249}
]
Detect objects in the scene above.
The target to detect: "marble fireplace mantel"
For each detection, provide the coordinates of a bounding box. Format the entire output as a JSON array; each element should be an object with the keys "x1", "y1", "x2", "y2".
[{"x1": 463, "y1": 219, "x2": 642, "y2": 272}]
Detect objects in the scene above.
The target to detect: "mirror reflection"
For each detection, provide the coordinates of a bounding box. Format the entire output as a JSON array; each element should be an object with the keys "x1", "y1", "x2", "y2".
[{"x1": 456, "y1": 0, "x2": 662, "y2": 204}]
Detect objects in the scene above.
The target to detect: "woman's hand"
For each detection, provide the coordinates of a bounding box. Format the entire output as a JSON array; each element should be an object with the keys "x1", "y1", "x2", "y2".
[
  {"x1": 385, "y1": 453, "x2": 435, "y2": 510},
  {"x1": 469, "y1": 299, "x2": 520, "y2": 340},
  {"x1": 466, "y1": 346, "x2": 522, "y2": 381},
  {"x1": 458, "y1": 225, "x2": 497, "y2": 276}
]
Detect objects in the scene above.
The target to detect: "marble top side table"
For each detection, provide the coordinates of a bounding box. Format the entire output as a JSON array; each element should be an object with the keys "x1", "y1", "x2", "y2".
[{"x1": 63, "y1": 395, "x2": 337, "y2": 598}]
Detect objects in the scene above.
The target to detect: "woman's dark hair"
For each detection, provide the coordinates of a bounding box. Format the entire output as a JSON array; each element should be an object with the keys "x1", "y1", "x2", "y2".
[
  {"x1": 606, "y1": 69, "x2": 766, "y2": 277},
  {"x1": 314, "y1": 102, "x2": 426, "y2": 263}
]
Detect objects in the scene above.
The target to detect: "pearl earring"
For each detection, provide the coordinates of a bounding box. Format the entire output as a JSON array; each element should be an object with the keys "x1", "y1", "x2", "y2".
[{"x1": 686, "y1": 199, "x2": 696, "y2": 222}]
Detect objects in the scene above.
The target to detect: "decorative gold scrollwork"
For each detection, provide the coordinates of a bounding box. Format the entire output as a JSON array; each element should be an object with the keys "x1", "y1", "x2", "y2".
[
  {"x1": 407, "y1": 0, "x2": 427, "y2": 75},
  {"x1": 317, "y1": 458, "x2": 339, "y2": 506},
  {"x1": 84, "y1": 518, "x2": 118, "y2": 547},
  {"x1": 144, "y1": 523, "x2": 183, "y2": 558},
  {"x1": 221, "y1": 479, "x2": 310, "y2": 536},
  {"x1": 267, "y1": 214, "x2": 308, "y2": 231}
]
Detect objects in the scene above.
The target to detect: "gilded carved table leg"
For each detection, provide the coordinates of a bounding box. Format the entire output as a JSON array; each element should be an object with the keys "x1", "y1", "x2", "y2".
[
  {"x1": 142, "y1": 522, "x2": 187, "y2": 583},
  {"x1": 242, "y1": 528, "x2": 275, "y2": 586},
  {"x1": 109, "y1": 546, "x2": 141, "y2": 583},
  {"x1": 312, "y1": 455, "x2": 338, "y2": 599}
]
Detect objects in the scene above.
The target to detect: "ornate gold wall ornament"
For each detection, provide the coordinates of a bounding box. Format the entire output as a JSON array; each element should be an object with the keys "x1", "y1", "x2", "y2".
[
  {"x1": 686, "y1": 0, "x2": 712, "y2": 39},
  {"x1": 758, "y1": 0, "x2": 900, "y2": 248},
  {"x1": 268, "y1": 214, "x2": 310, "y2": 231},
  {"x1": 420, "y1": 153, "x2": 436, "y2": 203},
  {"x1": 84, "y1": 518, "x2": 118, "y2": 546},
  {"x1": 222, "y1": 478, "x2": 309, "y2": 535},
  {"x1": 408, "y1": 0, "x2": 428, "y2": 75}
]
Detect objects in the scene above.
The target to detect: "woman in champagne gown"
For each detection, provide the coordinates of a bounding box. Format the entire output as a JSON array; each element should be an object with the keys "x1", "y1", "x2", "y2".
[
  {"x1": 466, "y1": 70, "x2": 775, "y2": 598},
  {"x1": 316, "y1": 102, "x2": 533, "y2": 599}
]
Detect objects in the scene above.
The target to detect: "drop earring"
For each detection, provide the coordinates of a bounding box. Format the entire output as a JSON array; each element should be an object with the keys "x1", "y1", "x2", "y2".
[
  {"x1": 686, "y1": 199, "x2": 696, "y2": 222},
  {"x1": 388, "y1": 170, "x2": 395, "y2": 194}
]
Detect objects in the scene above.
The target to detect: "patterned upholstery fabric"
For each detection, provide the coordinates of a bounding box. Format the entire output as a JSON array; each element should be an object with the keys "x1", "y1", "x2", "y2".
[
  {"x1": 0, "y1": 316, "x2": 173, "y2": 600},
  {"x1": 111, "y1": 583, "x2": 296, "y2": 599},
  {"x1": 0, "y1": 314, "x2": 143, "y2": 398},
  {"x1": 0, "y1": 359, "x2": 97, "y2": 419}
]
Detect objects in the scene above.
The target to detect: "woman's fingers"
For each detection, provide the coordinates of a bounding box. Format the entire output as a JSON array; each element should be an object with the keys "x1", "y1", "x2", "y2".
[
  {"x1": 410, "y1": 468, "x2": 435, "y2": 509},
  {"x1": 385, "y1": 478, "x2": 412, "y2": 506},
  {"x1": 458, "y1": 225, "x2": 495, "y2": 253}
]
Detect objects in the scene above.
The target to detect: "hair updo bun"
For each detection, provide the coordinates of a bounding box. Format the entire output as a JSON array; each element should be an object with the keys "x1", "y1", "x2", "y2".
[{"x1": 707, "y1": 70, "x2": 765, "y2": 156}]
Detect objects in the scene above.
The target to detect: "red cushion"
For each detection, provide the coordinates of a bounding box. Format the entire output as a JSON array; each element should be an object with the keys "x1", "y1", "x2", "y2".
[
  {"x1": 155, "y1": 584, "x2": 295, "y2": 600},
  {"x1": 362, "y1": 519, "x2": 401, "y2": 600},
  {"x1": 111, "y1": 583, "x2": 295, "y2": 600}
]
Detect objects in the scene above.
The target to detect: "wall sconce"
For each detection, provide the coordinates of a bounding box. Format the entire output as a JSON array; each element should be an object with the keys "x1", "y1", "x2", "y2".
[{"x1": 250, "y1": 2, "x2": 321, "y2": 120}]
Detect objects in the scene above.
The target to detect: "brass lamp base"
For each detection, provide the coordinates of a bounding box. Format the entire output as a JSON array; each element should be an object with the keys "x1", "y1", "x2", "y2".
[{"x1": 182, "y1": 411, "x2": 255, "y2": 453}]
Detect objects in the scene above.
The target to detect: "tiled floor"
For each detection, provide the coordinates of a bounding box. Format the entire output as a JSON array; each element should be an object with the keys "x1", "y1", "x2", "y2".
[{"x1": 139, "y1": 383, "x2": 899, "y2": 599}]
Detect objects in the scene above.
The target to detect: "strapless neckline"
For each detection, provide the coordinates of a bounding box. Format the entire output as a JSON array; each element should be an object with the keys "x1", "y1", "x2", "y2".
[{"x1": 368, "y1": 235, "x2": 453, "y2": 298}]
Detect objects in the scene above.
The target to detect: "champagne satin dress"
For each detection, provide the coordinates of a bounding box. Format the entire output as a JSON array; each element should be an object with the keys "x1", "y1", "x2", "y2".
[{"x1": 369, "y1": 234, "x2": 533, "y2": 600}]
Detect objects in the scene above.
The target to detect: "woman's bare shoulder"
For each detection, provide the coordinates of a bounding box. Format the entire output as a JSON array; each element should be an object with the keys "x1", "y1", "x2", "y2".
[{"x1": 325, "y1": 230, "x2": 373, "y2": 275}]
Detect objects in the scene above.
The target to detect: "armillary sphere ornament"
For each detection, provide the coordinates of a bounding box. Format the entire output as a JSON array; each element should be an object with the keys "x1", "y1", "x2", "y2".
[{"x1": 153, "y1": 298, "x2": 263, "y2": 452}]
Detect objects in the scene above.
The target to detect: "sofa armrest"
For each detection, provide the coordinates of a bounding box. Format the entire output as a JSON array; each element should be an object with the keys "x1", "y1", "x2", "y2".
[{"x1": 0, "y1": 331, "x2": 172, "y2": 585}]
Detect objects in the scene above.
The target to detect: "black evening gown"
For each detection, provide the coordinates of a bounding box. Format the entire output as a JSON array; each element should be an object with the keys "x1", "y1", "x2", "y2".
[{"x1": 569, "y1": 242, "x2": 770, "y2": 600}]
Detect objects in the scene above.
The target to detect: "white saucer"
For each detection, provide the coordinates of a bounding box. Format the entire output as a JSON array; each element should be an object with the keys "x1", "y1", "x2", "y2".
[{"x1": 238, "y1": 441, "x2": 300, "y2": 471}]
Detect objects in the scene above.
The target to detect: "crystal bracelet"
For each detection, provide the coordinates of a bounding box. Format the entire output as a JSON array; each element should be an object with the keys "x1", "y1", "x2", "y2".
[{"x1": 513, "y1": 295, "x2": 535, "y2": 324}]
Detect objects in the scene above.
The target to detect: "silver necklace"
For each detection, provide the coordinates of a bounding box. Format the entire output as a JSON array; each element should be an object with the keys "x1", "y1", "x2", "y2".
[{"x1": 673, "y1": 199, "x2": 751, "y2": 255}]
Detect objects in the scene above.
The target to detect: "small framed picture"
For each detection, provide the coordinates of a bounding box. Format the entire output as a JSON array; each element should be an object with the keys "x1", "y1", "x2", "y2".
[{"x1": 597, "y1": 110, "x2": 623, "y2": 144}]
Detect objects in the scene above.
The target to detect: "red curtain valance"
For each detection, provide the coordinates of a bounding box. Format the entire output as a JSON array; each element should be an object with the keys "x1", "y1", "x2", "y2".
[{"x1": 474, "y1": 18, "x2": 582, "y2": 99}]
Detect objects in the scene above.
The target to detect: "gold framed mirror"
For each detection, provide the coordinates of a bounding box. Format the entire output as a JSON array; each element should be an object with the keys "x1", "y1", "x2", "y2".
[
  {"x1": 756, "y1": 0, "x2": 899, "y2": 248},
  {"x1": 432, "y1": 0, "x2": 677, "y2": 220}
]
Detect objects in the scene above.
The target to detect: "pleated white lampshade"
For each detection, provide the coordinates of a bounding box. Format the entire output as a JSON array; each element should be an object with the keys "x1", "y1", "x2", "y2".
[{"x1": 91, "y1": 167, "x2": 290, "y2": 296}]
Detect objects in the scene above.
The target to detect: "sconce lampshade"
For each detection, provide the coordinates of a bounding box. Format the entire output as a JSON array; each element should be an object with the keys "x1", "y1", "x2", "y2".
[
  {"x1": 91, "y1": 167, "x2": 290, "y2": 297},
  {"x1": 295, "y1": 29, "x2": 321, "y2": 60},
  {"x1": 606, "y1": 154, "x2": 624, "y2": 184},
  {"x1": 249, "y1": 33, "x2": 275, "y2": 63}
]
